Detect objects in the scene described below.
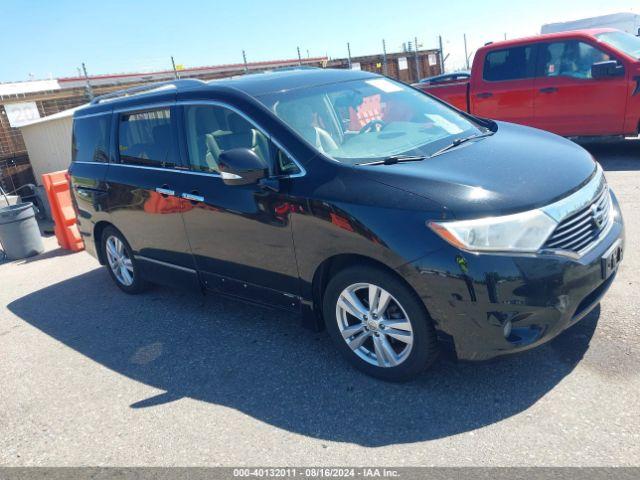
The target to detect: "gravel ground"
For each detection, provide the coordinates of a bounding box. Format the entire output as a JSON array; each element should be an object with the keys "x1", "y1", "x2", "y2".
[{"x1": 1, "y1": 140, "x2": 639, "y2": 466}]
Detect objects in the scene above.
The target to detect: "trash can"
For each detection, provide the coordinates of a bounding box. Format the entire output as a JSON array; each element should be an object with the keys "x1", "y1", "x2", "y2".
[
  {"x1": 0, "y1": 202, "x2": 45, "y2": 260},
  {"x1": 0, "y1": 194, "x2": 19, "y2": 208}
]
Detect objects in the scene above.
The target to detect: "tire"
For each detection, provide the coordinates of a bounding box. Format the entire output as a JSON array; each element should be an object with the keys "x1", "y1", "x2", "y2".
[
  {"x1": 323, "y1": 265, "x2": 439, "y2": 381},
  {"x1": 101, "y1": 226, "x2": 149, "y2": 294}
]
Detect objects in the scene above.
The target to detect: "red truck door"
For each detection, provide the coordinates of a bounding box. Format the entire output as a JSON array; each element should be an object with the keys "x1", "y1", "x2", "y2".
[
  {"x1": 471, "y1": 45, "x2": 536, "y2": 125},
  {"x1": 532, "y1": 40, "x2": 628, "y2": 136}
]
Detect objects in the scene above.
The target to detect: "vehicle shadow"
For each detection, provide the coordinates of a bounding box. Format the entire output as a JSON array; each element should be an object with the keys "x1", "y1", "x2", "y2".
[
  {"x1": 7, "y1": 268, "x2": 599, "y2": 446},
  {"x1": 581, "y1": 138, "x2": 640, "y2": 171}
]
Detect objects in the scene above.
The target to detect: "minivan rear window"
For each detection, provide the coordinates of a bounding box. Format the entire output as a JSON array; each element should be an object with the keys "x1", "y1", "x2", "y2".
[
  {"x1": 118, "y1": 109, "x2": 174, "y2": 167},
  {"x1": 72, "y1": 114, "x2": 111, "y2": 163},
  {"x1": 483, "y1": 46, "x2": 535, "y2": 81}
]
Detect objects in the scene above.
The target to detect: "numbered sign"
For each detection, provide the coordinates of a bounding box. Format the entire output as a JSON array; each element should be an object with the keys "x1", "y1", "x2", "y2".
[{"x1": 4, "y1": 102, "x2": 41, "y2": 128}]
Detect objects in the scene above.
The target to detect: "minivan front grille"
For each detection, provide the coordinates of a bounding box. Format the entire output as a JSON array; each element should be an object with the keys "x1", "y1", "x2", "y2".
[{"x1": 543, "y1": 186, "x2": 611, "y2": 254}]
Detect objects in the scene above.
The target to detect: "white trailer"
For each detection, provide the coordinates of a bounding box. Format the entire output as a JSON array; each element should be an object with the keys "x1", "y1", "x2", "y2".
[{"x1": 542, "y1": 12, "x2": 640, "y2": 36}]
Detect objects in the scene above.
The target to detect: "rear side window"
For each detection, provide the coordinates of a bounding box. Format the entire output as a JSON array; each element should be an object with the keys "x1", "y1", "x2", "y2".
[
  {"x1": 118, "y1": 109, "x2": 175, "y2": 167},
  {"x1": 483, "y1": 46, "x2": 535, "y2": 81},
  {"x1": 72, "y1": 115, "x2": 111, "y2": 162}
]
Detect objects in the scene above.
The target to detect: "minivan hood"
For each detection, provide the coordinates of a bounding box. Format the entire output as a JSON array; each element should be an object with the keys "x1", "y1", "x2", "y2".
[{"x1": 362, "y1": 122, "x2": 597, "y2": 219}]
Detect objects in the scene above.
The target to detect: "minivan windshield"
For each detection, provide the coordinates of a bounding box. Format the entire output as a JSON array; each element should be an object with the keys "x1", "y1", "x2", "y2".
[
  {"x1": 596, "y1": 31, "x2": 640, "y2": 59},
  {"x1": 257, "y1": 77, "x2": 484, "y2": 164}
]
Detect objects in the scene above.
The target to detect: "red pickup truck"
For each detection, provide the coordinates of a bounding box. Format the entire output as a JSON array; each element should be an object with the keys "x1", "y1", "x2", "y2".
[{"x1": 416, "y1": 29, "x2": 640, "y2": 138}]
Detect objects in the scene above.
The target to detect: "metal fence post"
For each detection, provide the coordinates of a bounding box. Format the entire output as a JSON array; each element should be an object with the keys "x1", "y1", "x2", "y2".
[
  {"x1": 171, "y1": 56, "x2": 179, "y2": 79},
  {"x1": 382, "y1": 39, "x2": 388, "y2": 76},
  {"x1": 414, "y1": 36, "x2": 421, "y2": 81},
  {"x1": 81, "y1": 63, "x2": 94, "y2": 100},
  {"x1": 464, "y1": 34, "x2": 469, "y2": 70}
]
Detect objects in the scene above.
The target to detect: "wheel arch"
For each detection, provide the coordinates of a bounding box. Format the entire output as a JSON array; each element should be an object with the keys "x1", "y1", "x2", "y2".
[
  {"x1": 93, "y1": 220, "x2": 117, "y2": 265},
  {"x1": 309, "y1": 254, "x2": 428, "y2": 330}
]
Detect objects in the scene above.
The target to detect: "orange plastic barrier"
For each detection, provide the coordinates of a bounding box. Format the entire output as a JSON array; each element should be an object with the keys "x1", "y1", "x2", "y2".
[{"x1": 42, "y1": 170, "x2": 84, "y2": 252}]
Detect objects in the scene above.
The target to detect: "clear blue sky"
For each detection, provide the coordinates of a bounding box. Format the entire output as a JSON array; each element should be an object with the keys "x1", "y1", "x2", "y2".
[{"x1": 1, "y1": 0, "x2": 638, "y2": 82}]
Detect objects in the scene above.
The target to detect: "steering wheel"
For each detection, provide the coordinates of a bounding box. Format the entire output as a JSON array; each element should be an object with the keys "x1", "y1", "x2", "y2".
[{"x1": 359, "y1": 119, "x2": 387, "y2": 134}]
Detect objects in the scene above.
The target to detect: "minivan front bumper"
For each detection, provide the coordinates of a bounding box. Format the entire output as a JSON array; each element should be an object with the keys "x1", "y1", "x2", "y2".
[{"x1": 399, "y1": 193, "x2": 624, "y2": 361}]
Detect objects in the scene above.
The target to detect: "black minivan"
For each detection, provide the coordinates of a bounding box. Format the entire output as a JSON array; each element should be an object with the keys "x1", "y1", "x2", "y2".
[{"x1": 69, "y1": 68, "x2": 624, "y2": 381}]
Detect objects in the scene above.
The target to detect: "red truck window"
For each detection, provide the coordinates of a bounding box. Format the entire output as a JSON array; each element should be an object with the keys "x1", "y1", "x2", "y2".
[
  {"x1": 539, "y1": 41, "x2": 611, "y2": 79},
  {"x1": 483, "y1": 46, "x2": 535, "y2": 82}
]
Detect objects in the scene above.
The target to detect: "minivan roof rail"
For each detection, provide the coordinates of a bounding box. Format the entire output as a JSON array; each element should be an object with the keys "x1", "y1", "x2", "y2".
[{"x1": 90, "y1": 79, "x2": 207, "y2": 104}]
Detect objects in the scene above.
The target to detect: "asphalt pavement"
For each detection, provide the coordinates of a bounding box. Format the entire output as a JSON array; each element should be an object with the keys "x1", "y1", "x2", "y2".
[{"x1": 1, "y1": 140, "x2": 639, "y2": 466}]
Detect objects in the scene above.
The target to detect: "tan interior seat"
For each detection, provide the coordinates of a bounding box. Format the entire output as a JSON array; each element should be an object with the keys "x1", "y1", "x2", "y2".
[{"x1": 194, "y1": 109, "x2": 222, "y2": 172}]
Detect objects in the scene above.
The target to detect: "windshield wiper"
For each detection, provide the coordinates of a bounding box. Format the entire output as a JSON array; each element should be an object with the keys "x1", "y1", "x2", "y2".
[
  {"x1": 355, "y1": 130, "x2": 494, "y2": 166},
  {"x1": 429, "y1": 131, "x2": 495, "y2": 158},
  {"x1": 356, "y1": 154, "x2": 427, "y2": 166}
]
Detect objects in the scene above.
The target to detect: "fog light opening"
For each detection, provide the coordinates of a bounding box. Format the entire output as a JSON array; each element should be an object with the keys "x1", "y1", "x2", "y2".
[{"x1": 503, "y1": 319, "x2": 512, "y2": 339}]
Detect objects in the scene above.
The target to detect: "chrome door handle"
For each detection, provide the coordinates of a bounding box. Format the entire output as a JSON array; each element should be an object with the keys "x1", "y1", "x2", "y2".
[
  {"x1": 182, "y1": 192, "x2": 204, "y2": 203},
  {"x1": 155, "y1": 187, "x2": 175, "y2": 197}
]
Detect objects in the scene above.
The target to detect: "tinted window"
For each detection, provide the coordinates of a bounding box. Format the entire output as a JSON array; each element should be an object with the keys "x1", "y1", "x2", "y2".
[
  {"x1": 184, "y1": 105, "x2": 271, "y2": 174},
  {"x1": 72, "y1": 115, "x2": 110, "y2": 162},
  {"x1": 483, "y1": 46, "x2": 535, "y2": 81},
  {"x1": 118, "y1": 109, "x2": 174, "y2": 167},
  {"x1": 275, "y1": 148, "x2": 301, "y2": 175},
  {"x1": 540, "y1": 41, "x2": 611, "y2": 79}
]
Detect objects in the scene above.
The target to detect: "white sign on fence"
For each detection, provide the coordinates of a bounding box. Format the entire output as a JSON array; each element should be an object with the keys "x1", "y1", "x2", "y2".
[
  {"x1": 4, "y1": 102, "x2": 41, "y2": 127},
  {"x1": 351, "y1": 62, "x2": 361, "y2": 71},
  {"x1": 428, "y1": 53, "x2": 437, "y2": 66},
  {"x1": 398, "y1": 57, "x2": 408, "y2": 70}
]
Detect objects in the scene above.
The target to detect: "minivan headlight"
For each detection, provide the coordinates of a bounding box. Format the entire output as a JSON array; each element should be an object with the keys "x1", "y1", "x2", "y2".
[{"x1": 429, "y1": 209, "x2": 557, "y2": 253}]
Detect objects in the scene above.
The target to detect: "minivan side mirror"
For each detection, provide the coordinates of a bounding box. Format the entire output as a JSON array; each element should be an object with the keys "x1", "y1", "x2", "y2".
[
  {"x1": 591, "y1": 60, "x2": 625, "y2": 79},
  {"x1": 218, "y1": 148, "x2": 268, "y2": 186}
]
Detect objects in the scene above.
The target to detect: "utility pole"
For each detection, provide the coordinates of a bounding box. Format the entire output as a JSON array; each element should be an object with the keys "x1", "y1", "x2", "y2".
[
  {"x1": 242, "y1": 50, "x2": 248, "y2": 73},
  {"x1": 171, "y1": 56, "x2": 179, "y2": 79},
  {"x1": 382, "y1": 39, "x2": 388, "y2": 76},
  {"x1": 464, "y1": 34, "x2": 469, "y2": 70},
  {"x1": 297, "y1": 46, "x2": 302, "y2": 65},
  {"x1": 438, "y1": 35, "x2": 445, "y2": 73},
  {"x1": 414, "y1": 36, "x2": 421, "y2": 81},
  {"x1": 347, "y1": 42, "x2": 352, "y2": 69},
  {"x1": 81, "y1": 62, "x2": 94, "y2": 100},
  {"x1": 504, "y1": 32, "x2": 507, "y2": 40}
]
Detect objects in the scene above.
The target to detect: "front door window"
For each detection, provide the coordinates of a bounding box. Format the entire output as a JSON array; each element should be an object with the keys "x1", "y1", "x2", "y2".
[
  {"x1": 539, "y1": 41, "x2": 611, "y2": 79},
  {"x1": 183, "y1": 105, "x2": 271, "y2": 174}
]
